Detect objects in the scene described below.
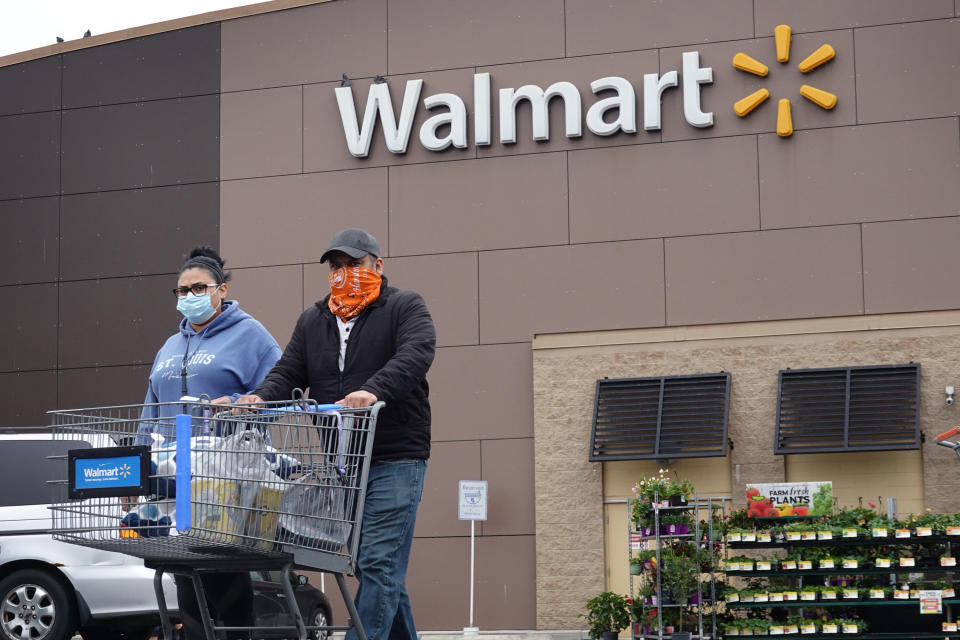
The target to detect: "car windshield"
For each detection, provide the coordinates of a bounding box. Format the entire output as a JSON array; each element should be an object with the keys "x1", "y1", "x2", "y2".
[{"x1": 0, "y1": 439, "x2": 91, "y2": 507}]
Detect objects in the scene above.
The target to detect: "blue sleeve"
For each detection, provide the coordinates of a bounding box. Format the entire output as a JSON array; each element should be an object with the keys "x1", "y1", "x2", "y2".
[
  {"x1": 233, "y1": 334, "x2": 283, "y2": 400},
  {"x1": 137, "y1": 365, "x2": 160, "y2": 443}
]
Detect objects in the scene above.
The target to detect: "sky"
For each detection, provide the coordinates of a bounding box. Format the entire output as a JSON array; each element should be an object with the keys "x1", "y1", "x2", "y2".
[{"x1": 0, "y1": 0, "x2": 264, "y2": 58}]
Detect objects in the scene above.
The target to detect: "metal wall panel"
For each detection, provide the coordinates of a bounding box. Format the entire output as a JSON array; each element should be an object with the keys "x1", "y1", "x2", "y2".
[
  {"x1": 0, "y1": 283, "x2": 58, "y2": 372},
  {"x1": 0, "y1": 111, "x2": 61, "y2": 199},
  {"x1": 61, "y1": 95, "x2": 219, "y2": 193},
  {"x1": 62, "y1": 24, "x2": 219, "y2": 108},
  {"x1": 60, "y1": 183, "x2": 219, "y2": 280},
  {"x1": 0, "y1": 55, "x2": 61, "y2": 116},
  {"x1": 0, "y1": 370, "x2": 58, "y2": 428},
  {"x1": 0, "y1": 197, "x2": 59, "y2": 285}
]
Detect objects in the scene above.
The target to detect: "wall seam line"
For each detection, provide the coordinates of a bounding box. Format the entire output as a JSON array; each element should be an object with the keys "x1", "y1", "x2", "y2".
[
  {"x1": 563, "y1": 0, "x2": 568, "y2": 57},
  {"x1": 859, "y1": 223, "x2": 866, "y2": 314},
  {"x1": 300, "y1": 85, "x2": 305, "y2": 173},
  {"x1": 20, "y1": 214, "x2": 960, "y2": 287},
  {"x1": 386, "y1": 167, "x2": 391, "y2": 256},
  {"x1": 756, "y1": 134, "x2": 762, "y2": 230},
  {"x1": 56, "y1": 52, "x2": 64, "y2": 406},
  {"x1": 852, "y1": 28, "x2": 860, "y2": 124},
  {"x1": 565, "y1": 151, "x2": 571, "y2": 244},
  {"x1": 661, "y1": 238, "x2": 667, "y2": 327},
  {"x1": 476, "y1": 251, "x2": 481, "y2": 345}
]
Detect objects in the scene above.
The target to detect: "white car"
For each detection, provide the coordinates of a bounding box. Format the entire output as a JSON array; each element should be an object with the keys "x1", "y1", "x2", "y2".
[{"x1": 0, "y1": 432, "x2": 177, "y2": 640}]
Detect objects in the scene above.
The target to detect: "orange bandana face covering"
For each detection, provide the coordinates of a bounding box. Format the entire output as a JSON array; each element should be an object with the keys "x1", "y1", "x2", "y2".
[{"x1": 328, "y1": 266, "x2": 382, "y2": 320}]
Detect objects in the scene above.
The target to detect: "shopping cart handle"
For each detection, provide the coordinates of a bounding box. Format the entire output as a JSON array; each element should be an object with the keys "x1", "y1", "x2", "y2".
[
  {"x1": 272, "y1": 404, "x2": 342, "y2": 413},
  {"x1": 936, "y1": 426, "x2": 960, "y2": 442}
]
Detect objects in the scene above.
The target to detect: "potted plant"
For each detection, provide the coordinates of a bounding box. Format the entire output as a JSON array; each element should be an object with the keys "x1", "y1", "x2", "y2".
[
  {"x1": 840, "y1": 618, "x2": 865, "y2": 634},
  {"x1": 785, "y1": 615, "x2": 804, "y2": 634},
  {"x1": 933, "y1": 576, "x2": 956, "y2": 598},
  {"x1": 659, "y1": 548, "x2": 698, "y2": 630},
  {"x1": 722, "y1": 621, "x2": 741, "y2": 636},
  {"x1": 751, "y1": 618, "x2": 772, "y2": 636},
  {"x1": 632, "y1": 498, "x2": 656, "y2": 533},
  {"x1": 841, "y1": 553, "x2": 865, "y2": 570},
  {"x1": 631, "y1": 550, "x2": 657, "y2": 575},
  {"x1": 783, "y1": 521, "x2": 809, "y2": 541},
  {"x1": 628, "y1": 597, "x2": 647, "y2": 638},
  {"x1": 820, "y1": 586, "x2": 839, "y2": 600},
  {"x1": 799, "y1": 585, "x2": 819, "y2": 601},
  {"x1": 728, "y1": 506, "x2": 753, "y2": 531},
  {"x1": 799, "y1": 618, "x2": 819, "y2": 635},
  {"x1": 818, "y1": 553, "x2": 838, "y2": 570},
  {"x1": 702, "y1": 504, "x2": 726, "y2": 541},
  {"x1": 662, "y1": 512, "x2": 693, "y2": 535},
  {"x1": 581, "y1": 591, "x2": 631, "y2": 640}
]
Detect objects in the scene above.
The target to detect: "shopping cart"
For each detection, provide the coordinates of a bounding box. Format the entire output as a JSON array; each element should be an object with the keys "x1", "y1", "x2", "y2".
[
  {"x1": 48, "y1": 393, "x2": 382, "y2": 640},
  {"x1": 937, "y1": 426, "x2": 960, "y2": 460}
]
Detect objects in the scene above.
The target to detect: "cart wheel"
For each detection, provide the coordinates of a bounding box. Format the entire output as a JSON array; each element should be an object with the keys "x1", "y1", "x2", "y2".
[
  {"x1": 309, "y1": 606, "x2": 331, "y2": 640},
  {"x1": 0, "y1": 568, "x2": 77, "y2": 640}
]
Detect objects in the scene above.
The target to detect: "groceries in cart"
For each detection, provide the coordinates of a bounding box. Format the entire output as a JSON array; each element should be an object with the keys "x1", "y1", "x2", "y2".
[{"x1": 51, "y1": 396, "x2": 376, "y2": 560}]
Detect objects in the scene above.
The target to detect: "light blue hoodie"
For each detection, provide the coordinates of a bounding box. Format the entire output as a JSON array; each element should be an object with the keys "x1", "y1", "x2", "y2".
[{"x1": 138, "y1": 300, "x2": 282, "y2": 438}]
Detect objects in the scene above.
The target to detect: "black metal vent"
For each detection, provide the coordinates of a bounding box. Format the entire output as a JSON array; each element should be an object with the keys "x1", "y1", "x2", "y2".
[
  {"x1": 590, "y1": 373, "x2": 731, "y2": 461},
  {"x1": 775, "y1": 363, "x2": 921, "y2": 454}
]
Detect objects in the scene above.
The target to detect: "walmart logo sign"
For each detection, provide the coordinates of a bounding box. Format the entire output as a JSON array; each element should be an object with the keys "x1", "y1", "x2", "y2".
[
  {"x1": 82, "y1": 462, "x2": 132, "y2": 480},
  {"x1": 74, "y1": 455, "x2": 140, "y2": 492},
  {"x1": 733, "y1": 25, "x2": 838, "y2": 137},
  {"x1": 335, "y1": 23, "x2": 838, "y2": 156}
]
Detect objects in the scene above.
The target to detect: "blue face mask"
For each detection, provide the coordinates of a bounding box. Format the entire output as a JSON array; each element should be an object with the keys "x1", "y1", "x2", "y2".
[{"x1": 177, "y1": 292, "x2": 218, "y2": 324}]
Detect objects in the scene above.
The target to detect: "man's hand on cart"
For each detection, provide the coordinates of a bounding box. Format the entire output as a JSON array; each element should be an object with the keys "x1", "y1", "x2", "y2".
[
  {"x1": 337, "y1": 390, "x2": 378, "y2": 408},
  {"x1": 211, "y1": 396, "x2": 232, "y2": 405}
]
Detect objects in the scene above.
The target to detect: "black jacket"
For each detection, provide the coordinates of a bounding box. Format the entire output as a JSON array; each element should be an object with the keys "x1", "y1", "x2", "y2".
[{"x1": 254, "y1": 277, "x2": 435, "y2": 460}]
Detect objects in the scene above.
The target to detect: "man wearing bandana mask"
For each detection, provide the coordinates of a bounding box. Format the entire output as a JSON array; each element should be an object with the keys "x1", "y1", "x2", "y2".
[{"x1": 238, "y1": 228, "x2": 435, "y2": 640}]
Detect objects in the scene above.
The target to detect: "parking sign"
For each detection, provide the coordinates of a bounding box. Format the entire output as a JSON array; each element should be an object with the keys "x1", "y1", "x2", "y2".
[{"x1": 458, "y1": 480, "x2": 488, "y2": 521}]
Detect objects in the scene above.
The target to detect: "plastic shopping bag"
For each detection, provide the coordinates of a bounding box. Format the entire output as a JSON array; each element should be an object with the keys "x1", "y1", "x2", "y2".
[
  {"x1": 278, "y1": 411, "x2": 353, "y2": 550},
  {"x1": 190, "y1": 428, "x2": 290, "y2": 548}
]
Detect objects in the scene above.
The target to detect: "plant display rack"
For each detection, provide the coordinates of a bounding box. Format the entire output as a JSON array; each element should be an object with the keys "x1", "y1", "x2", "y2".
[
  {"x1": 629, "y1": 492, "x2": 726, "y2": 640},
  {"x1": 721, "y1": 516, "x2": 960, "y2": 640}
]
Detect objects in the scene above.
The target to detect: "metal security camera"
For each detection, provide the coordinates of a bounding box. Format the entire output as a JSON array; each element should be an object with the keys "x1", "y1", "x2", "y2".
[{"x1": 947, "y1": 386, "x2": 955, "y2": 406}]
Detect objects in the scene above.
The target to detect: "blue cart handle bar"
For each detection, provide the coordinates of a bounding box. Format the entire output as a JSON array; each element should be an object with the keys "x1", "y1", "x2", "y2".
[{"x1": 174, "y1": 405, "x2": 346, "y2": 533}]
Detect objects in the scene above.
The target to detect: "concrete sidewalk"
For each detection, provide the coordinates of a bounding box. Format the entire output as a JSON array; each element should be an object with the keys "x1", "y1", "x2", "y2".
[
  {"x1": 418, "y1": 631, "x2": 585, "y2": 640},
  {"x1": 73, "y1": 630, "x2": 587, "y2": 640}
]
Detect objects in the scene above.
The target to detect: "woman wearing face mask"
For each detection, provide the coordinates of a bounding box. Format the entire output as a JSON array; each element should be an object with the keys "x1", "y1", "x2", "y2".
[{"x1": 138, "y1": 246, "x2": 282, "y2": 640}]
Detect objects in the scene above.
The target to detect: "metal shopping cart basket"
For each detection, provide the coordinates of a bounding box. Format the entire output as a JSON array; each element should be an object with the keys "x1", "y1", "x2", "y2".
[{"x1": 49, "y1": 393, "x2": 382, "y2": 640}]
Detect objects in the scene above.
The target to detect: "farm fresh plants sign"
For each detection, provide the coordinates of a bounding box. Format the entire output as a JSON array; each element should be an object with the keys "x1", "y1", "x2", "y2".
[{"x1": 745, "y1": 482, "x2": 833, "y2": 517}]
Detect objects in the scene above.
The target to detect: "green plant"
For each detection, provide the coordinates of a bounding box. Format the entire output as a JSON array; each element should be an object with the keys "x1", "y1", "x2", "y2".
[
  {"x1": 632, "y1": 498, "x2": 654, "y2": 527},
  {"x1": 661, "y1": 512, "x2": 693, "y2": 526},
  {"x1": 581, "y1": 592, "x2": 631, "y2": 639},
  {"x1": 658, "y1": 549, "x2": 698, "y2": 631},
  {"x1": 727, "y1": 507, "x2": 753, "y2": 531},
  {"x1": 628, "y1": 597, "x2": 645, "y2": 623},
  {"x1": 810, "y1": 484, "x2": 834, "y2": 515}
]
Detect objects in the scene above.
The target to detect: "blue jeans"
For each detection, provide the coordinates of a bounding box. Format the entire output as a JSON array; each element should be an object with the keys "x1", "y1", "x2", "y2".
[{"x1": 346, "y1": 459, "x2": 427, "y2": 640}]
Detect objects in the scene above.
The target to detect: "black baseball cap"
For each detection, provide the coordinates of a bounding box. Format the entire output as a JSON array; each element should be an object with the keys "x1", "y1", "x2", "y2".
[{"x1": 320, "y1": 228, "x2": 381, "y2": 263}]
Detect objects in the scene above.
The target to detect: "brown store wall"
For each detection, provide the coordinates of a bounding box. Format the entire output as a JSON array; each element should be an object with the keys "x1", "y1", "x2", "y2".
[
  {"x1": 0, "y1": 25, "x2": 222, "y2": 427},
  {"x1": 214, "y1": 0, "x2": 958, "y2": 631}
]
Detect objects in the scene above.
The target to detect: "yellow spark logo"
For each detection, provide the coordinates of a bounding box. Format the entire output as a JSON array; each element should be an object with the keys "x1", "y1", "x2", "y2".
[
  {"x1": 732, "y1": 25, "x2": 837, "y2": 137},
  {"x1": 118, "y1": 463, "x2": 132, "y2": 478}
]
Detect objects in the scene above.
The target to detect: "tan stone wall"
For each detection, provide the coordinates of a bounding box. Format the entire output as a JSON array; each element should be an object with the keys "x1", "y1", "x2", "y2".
[{"x1": 533, "y1": 318, "x2": 960, "y2": 629}]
